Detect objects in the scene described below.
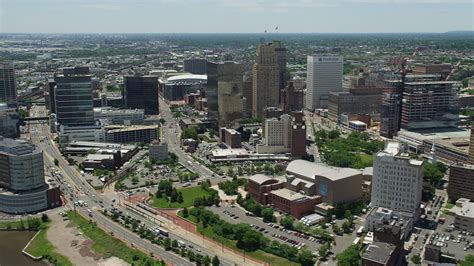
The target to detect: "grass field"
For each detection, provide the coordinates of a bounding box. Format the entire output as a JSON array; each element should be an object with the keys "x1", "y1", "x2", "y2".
[
  {"x1": 356, "y1": 153, "x2": 374, "y2": 167},
  {"x1": 25, "y1": 226, "x2": 73, "y2": 266},
  {"x1": 67, "y1": 211, "x2": 163, "y2": 265},
  {"x1": 149, "y1": 186, "x2": 209, "y2": 209},
  {"x1": 178, "y1": 211, "x2": 292, "y2": 266},
  {"x1": 177, "y1": 209, "x2": 198, "y2": 223}
]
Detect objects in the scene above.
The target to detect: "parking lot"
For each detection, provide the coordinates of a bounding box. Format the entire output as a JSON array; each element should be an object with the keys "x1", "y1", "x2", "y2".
[
  {"x1": 430, "y1": 213, "x2": 474, "y2": 260},
  {"x1": 209, "y1": 204, "x2": 326, "y2": 252}
]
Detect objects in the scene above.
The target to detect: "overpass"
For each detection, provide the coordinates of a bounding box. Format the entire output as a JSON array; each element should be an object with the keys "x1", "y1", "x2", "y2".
[{"x1": 22, "y1": 116, "x2": 49, "y2": 122}]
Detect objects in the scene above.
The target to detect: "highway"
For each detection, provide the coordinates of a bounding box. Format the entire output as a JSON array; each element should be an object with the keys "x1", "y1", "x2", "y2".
[
  {"x1": 27, "y1": 105, "x2": 192, "y2": 265},
  {"x1": 28, "y1": 104, "x2": 242, "y2": 266}
]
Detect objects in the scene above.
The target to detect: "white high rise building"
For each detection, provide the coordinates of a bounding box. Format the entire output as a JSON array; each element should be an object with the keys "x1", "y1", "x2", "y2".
[
  {"x1": 371, "y1": 141, "x2": 424, "y2": 214},
  {"x1": 305, "y1": 55, "x2": 343, "y2": 110}
]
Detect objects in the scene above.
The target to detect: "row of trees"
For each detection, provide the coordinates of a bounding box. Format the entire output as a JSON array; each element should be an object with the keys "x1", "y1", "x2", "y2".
[
  {"x1": 237, "y1": 194, "x2": 276, "y2": 222},
  {"x1": 218, "y1": 177, "x2": 247, "y2": 195},
  {"x1": 188, "y1": 207, "x2": 314, "y2": 265},
  {"x1": 105, "y1": 209, "x2": 220, "y2": 265},
  {"x1": 193, "y1": 180, "x2": 220, "y2": 208},
  {"x1": 156, "y1": 179, "x2": 184, "y2": 203}
]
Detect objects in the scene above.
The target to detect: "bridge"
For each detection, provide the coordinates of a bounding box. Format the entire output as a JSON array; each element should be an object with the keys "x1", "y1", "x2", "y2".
[{"x1": 22, "y1": 116, "x2": 49, "y2": 122}]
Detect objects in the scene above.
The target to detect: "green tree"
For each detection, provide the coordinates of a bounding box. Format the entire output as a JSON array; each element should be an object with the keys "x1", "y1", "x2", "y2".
[
  {"x1": 280, "y1": 215, "x2": 294, "y2": 230},
  {"x1": 164, "y1": 238, "x2": 171, "y2": 250},
  {"x1": 208, "y1": 128, "x2": 216, "y2": 138},
  {"x1": 236, "y1": 230, "x2": 262, "y2": 251},
  {"x1": 177, "y1": 192, "x2": 184, "y2": 203},
  {"x1": 261, "y1": 208, "x2": 275, "y2": 222},
  {"x1": 411, "y1": 255, "x2": 422, "y2": 265},
  {"x1": 212, "y1": 255, "x2": 220, "y2": 266},
  {"x1": 41, "y1": 213, "x2": 49, "y2": 223},
  {"x1": 336, "y1": 245, "x2": 361, "y2": 266},
  {"x1": 187, "y1": 250, "x2": 195, "y2": 261},
  {"x1": 298, "y1": 249, "x2": 315, "y2": 266},
  {"x1": 318, "y1": 243, "x2": 331, "y2": 259},
  {"x1": 54, "y1": 158, "x2": 59, "y2": 166},
  {"x1": 203, "y1": 255, "x2": 211, "y2": 266},
  {"x1": 182, "y1": 207, "x2": 189, "y2": 217}
]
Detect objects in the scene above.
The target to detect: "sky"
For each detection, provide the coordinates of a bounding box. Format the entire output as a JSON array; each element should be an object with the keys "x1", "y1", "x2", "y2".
[{"x1": 0, "y1": 0, "x2": 473, "y2": 33}]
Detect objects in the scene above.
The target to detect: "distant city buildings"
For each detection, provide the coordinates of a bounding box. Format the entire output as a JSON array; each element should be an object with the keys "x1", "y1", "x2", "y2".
[
  {"x1": 305, "y1": 55, "x2": 343, "y2": 110},
  {"x1": 328, "y1": 86, "x2": 382, "y2": 123},
  {"x1": 0, "y1": 137, "x2": 60, "y2": 214},
  {"x1": 124, "y1": 75, "x2": 159, "y2": 115},
  {"x1": 252, "y1": 42, "x2": 281, "y2": 118},
  {"x1": 53, "y1": 67, "x2": 95, "y2": 127},
  {"x1": 183, "y1": 58, "x2": 208, "y2": 74},
  {"x1": 0, "y1": 62, "x2": 17, "y2": 108},
  {"x1": 371, "y1": 142, "x2": 423, "y2": 216}
]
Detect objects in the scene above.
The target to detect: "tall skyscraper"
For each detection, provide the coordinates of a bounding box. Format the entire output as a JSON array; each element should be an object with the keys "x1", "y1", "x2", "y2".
[
  {"x1": 305, "y1": 55, "x2": 343, "y2": 110},
  {"x1": 217, "y1": 61, "x2": 244, "y2": 128},
  {"x1": 273, "y1": 41, "x2": 288, "y2": 93},
  {"x1": 206, "y1": 62, "x2": 218, "y2": 122},
  {"x1": 0, "y1": 62, "x2": 17, "y2": 108},
  {"x1": 54, "y1": 67, "x2": 95, "y2": 127},
  {"x1": 123, "y1": 75, "x2": 159, "y2": 115},
  {"x1": 252, "y1": 42, "x2": 280, "y2": 118},
  {"x1": 371, "y1": 142, "x2": 423, "y2": 214}
]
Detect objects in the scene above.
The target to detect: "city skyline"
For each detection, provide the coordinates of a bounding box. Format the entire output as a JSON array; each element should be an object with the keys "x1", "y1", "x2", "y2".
[{"x1": 1, "y1": 0, "x2": 473, "y2": 34}]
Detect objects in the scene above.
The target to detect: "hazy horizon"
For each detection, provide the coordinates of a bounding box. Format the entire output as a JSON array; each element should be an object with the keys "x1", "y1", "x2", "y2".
[{"x1": 1, "y1": 0, "x2": 473, "y2": 34}]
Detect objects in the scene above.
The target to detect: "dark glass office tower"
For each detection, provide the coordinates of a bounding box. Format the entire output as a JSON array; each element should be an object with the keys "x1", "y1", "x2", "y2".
[
  {"x1": 0, "y1": 62, "x2": 17, "y2": 108},
  {"x1": 123, "y1": 76, "x2": 159, "y2": 115},
  {"x1": 54, "y1": 67, "x2": 95, "y2": 127}
]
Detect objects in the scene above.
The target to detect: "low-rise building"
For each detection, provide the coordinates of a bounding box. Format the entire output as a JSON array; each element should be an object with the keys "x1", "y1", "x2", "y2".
[
  {"x1": 82, "y1": 154, "x2": 117, "y2": 170},
  {"x1": 451, "y1": 198, "x2": 474, "y2": 233},
  {"x1": 364, "y1": 207, "x2": 413, "y2": 240},
  {"x1": 286, "y1": 160, "x2": 363, "y2": 206},
  {"x1": 149, "y1": 140, "x2": 168, "y2": 161},
  {"x1": 248, "y1": 174, "x2": 285, "y2": 205},
  {"x1": 220, "y1": 128, "x2": 241, "y2": 148},
  {"x1": 361, "y1": 242, "x2": 398, "y2": 266},
  {"x1": 93, "y1": 107, "x2": 144, "y2": 125},
  {"x1": 105, "y1": 125, "x2": 158, "y2": 144},
  {"x1": 269, "y1": 188, "x2": 322, "y2": 219}
]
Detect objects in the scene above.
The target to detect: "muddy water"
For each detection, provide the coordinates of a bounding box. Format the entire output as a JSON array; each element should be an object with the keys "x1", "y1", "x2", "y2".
[{"x1": 0, "y1": 231, "x2": 46, "y2": 266}]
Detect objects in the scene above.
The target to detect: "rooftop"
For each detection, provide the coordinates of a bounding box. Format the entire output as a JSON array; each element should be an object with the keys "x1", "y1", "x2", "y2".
[
  {"x1": 270, "y1": 188, "x2": 318, "y2": 202},
  {"x1": 362, "y1": 242, "x2": 396, "y2": 264},
  {"x1": 167, "y1": 74, "x2": 207, "y2": 82},
  {"x1": 452, "y1": 198, "x2": 474, "y2": 218},
  {"x1": 0, "y1": 137, "x2": 38, "y2": 156},
  {"x1": 249, "y1": 174, "x2": 284, "y2": 185},
  {"x1": 105, "y1": 125, "x2": 158, "y2": 133},
  {"x1": 286, "y1": 160, "x2": 361, "y2": 181}
]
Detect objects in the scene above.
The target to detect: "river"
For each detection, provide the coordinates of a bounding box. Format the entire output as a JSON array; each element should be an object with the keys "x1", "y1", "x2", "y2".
[{"x1": 0, "y1": 231, "x2": 46, "y2": 266}]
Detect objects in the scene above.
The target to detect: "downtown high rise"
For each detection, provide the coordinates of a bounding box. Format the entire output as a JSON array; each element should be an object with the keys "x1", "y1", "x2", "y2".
[
  {"x1": 252, "y1": 41, "x2": 284, "y2": 119},
  {"x1": 123, "y1": 75, "x2": 159, "y2": 115},
  {"x1": 53, "y1": 67, "x2": 95, "y2": 127},
  {"x1": 305, "y1": 55, "x2": 343, "y2": 110}
]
